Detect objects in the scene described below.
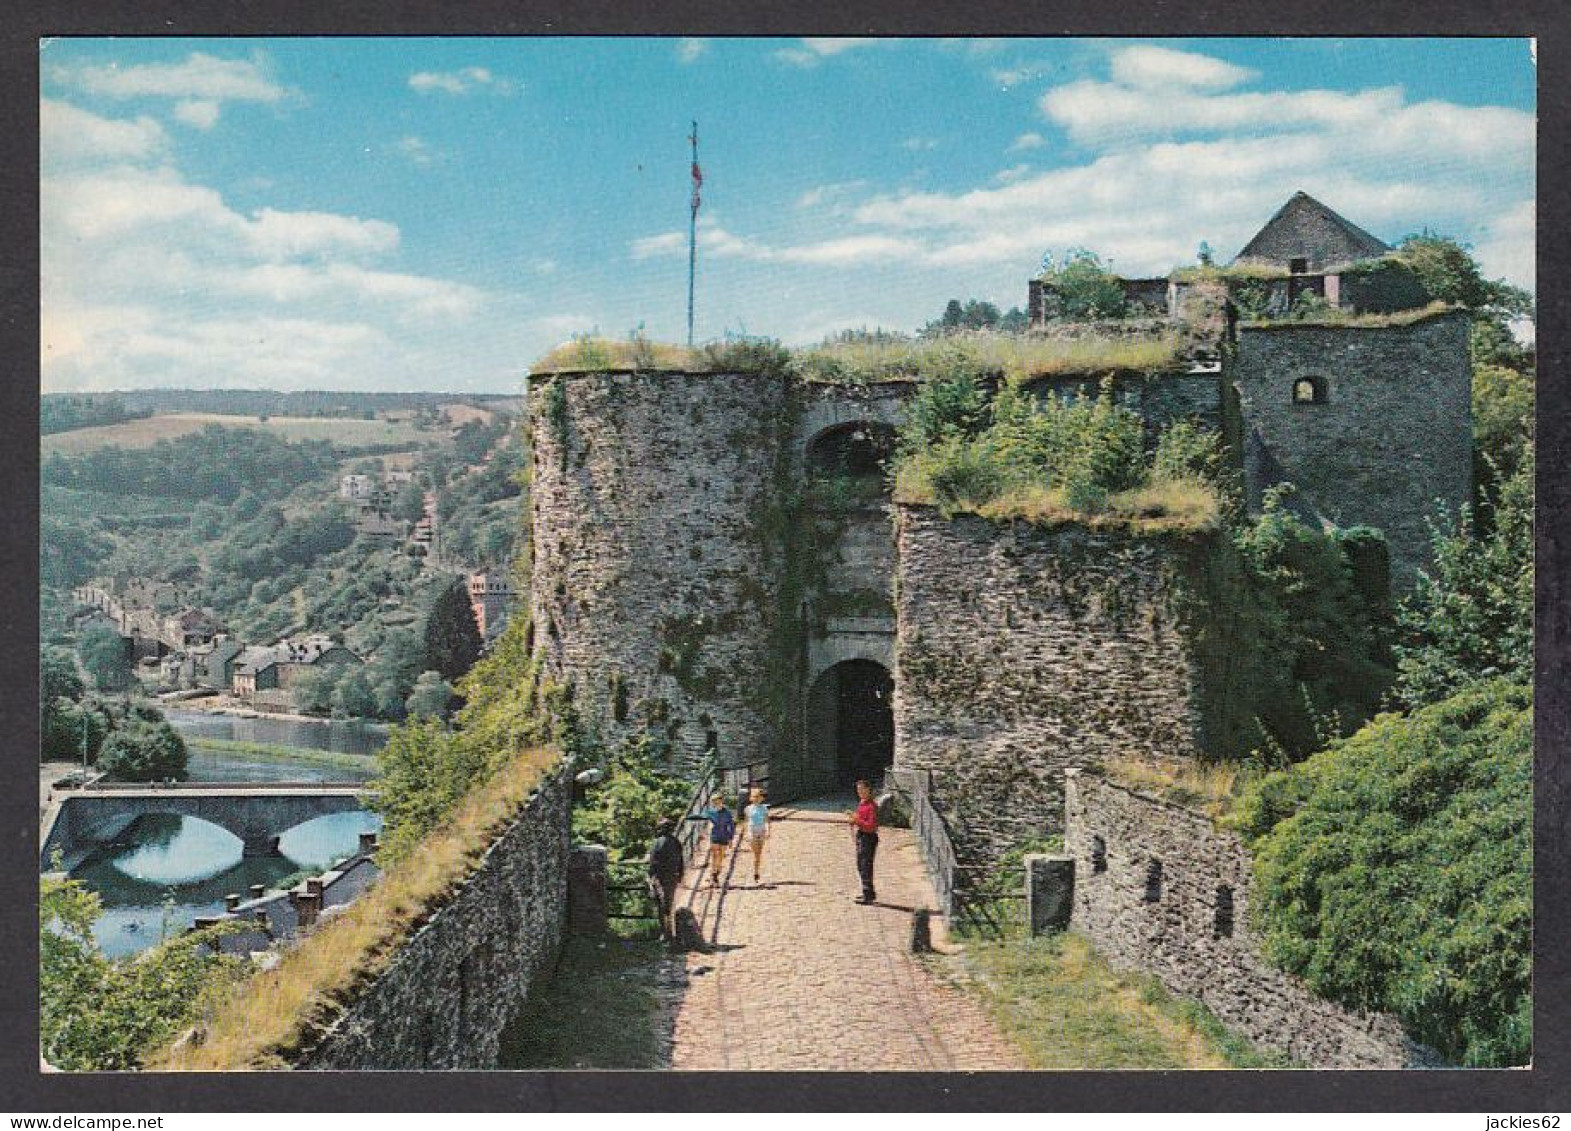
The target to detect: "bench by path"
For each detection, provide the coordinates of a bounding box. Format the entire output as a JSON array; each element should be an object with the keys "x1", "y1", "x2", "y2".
[{"x1": 667, "y1": 796, "x2": 1023, "y2": 1071}]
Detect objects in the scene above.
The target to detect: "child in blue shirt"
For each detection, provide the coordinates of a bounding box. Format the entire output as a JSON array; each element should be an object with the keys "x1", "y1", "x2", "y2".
[
  {"x1": 743, "y1": 787, "x2": 770, "y2": 884},
  {"x1": 687, "y1": 798, "x2": 736, "y2": 886}
]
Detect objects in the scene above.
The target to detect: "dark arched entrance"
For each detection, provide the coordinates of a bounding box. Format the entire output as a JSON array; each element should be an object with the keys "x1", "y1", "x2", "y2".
[{"x1": 805, "y1": 659, "x2": 894, "y2": 791}]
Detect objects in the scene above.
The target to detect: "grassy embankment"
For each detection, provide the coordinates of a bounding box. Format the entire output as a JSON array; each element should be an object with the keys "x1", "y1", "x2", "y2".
[
  {"x1": 183, "y1": 736, "x2": 377, "y2": 774},
  {"x1": 149, "y1": 744, "x2": 558, "y2": 1070},
  {"x1": 947, "y1": 931, "x2": 1293, "y2": 1069}
]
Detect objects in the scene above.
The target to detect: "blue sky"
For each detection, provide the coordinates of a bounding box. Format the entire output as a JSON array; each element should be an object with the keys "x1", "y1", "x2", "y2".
[{"x1": 40, "y1": 37, "x2": 1535, "y2": 393}]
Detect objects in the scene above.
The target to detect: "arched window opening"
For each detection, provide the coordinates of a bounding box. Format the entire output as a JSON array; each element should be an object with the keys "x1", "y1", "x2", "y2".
[
  {"x1": 1292, "y1": 376, "x2": 1328, "y2": 405},
  {"x1": 1143, "y1": 859, "x2": 1164, "y2": 903},
  {"x1": 806, "y1": 422, "x2": 897, "y2": 504},
  {"x1": 1214, "y1": 885, "x2": 1235, "y2": 938},
  {"x1": 1091, "y1": 835, "x2": 1107, "y2": 874}
]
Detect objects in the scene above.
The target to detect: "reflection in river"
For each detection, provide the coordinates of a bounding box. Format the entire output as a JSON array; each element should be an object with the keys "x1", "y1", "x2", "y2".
[
  {"x1": 183, "y1": 747, "x2": 377, "y2": 784},
  {"x1": 70, "y1": 810, "x2": 380, "y2": 958},
  {"x1": 163, "y1": 709, "x2": 389, "y2": 756}
]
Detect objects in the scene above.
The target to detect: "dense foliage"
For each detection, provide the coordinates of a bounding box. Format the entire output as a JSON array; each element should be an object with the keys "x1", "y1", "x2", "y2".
[
  {"x1": 77, "y1": 623, "x2": 133, "y2": 692},
  {"x1": 43, "y1": 425, "x2": 341, "y2": 504},
  {"x1": 371, "y1": 614, "x2": 568, "y2": 861},
  {"x1": 921, "y1": 298, "x2": 1029, "y2": 336},
  {"x1": 41, "y1": 394, "x2": 150, "y2": 436},
  {"x1": 1395, "y1": 450, "x2": 1533, "y2": 709},
  {"x1": 423, "y1": 577, "x2": 485, "y2": 681},
  {"x1": 41, "y1": 871, "x2": 244, "y2": 1070},
  {"x1": 97, "y1": 721, "x2": 189, "y2": 782},
  {"x1": 1041, "y1": 249, "x2": 1128, "y2": 319},
  {"x1": 571, "y1": 737, "x2": 692, "y2": 862},
  {"x1": 895, "y1": 375, "x2": 1215, "y2": 524},
  {"x1": 1232, "y1": 680, "x2": 1532, "y2": 1066}
]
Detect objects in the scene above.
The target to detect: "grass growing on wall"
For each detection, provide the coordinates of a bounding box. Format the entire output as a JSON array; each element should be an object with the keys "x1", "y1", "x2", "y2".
[
  {"x1": 946, "y1": 931, "x2": 1292, "y2": 1069},
  {"x1": 527, "y1": 330, "x2": 1186, "y2": 387},
  {"x1": 148, "y1": 743, "x2": 560, "y2": 1070},
  {"x1": 793, "y1": 330, "x2": 1186, "y2": 385}
]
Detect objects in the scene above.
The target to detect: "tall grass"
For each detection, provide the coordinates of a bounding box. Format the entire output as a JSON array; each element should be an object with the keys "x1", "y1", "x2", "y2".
[
  {"x1": 1101, "y1": 757, "x2": 1248, "y2": 820},
  {"x1": 149, "y1": 744, "x2": 558, "y2": 1070},
  {"x1": 893, "y1": 377, "x2": 1224, "y2": 533},
  {"x1": 794, "y1": 330, "x2": 1185, "y2": 385},
  {"x1": 528, "y1": 329, "x2": 1186, "y2": 385},
  {"x1": 953, "y1": 931, "x2": 1292, "y2": 1069}
]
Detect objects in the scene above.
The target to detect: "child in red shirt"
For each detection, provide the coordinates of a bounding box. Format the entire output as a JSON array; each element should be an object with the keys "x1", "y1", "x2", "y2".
[{"x1": 848, "y1": 779, "x2": 878, "y2": 904}]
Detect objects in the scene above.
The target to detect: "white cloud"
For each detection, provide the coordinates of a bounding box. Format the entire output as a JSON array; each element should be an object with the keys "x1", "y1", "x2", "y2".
[
  {"x1": 676, "y1": 38, "x2": 708, "y2": 64},
  {"x1": 1109, "y1": 45, "x2": 1257, "y2": 90},
  {"x1": 396, "y1": 135, "x2": 434, "y2": 167},
  {"x1": 795, "y1": 180, "x2": 868, "y2": 210},
  {"x1": 532, "y1": 313, "x2": 599, "y2": 342},
  {"x1": 1474, "y1": 200, "x2": 1535, "y2": 293},
  {"x1": 172, "y1": 99, "x2": 221, "y2": 129},
  {"x1": 902, "y1": 137, "x2": 940, "y2": 152},
  {"x1": 775, "y1": 38, "x2": 881, "y2": 67},
  {"x1": 991, "y1": 63, "x2": 1049, "y2": 88},
  {"x1": 40, "y1": 99, "x2": 166, "y2": 165},
  {"x1": 631, "y1": 49, "x2": 1533, "y2": 294},
  {"x1": 409, "y1": 66, "x2": 514, "y2": 96},
  {"x1": 630, "y1": 230, "x2": 687, "y2": 260},
  {"x1": 58, "y1": 52, "x2": 287, "y2": 104},
  {"x1": 40, "y1": 98, "x2": 499, "y2": 391}
]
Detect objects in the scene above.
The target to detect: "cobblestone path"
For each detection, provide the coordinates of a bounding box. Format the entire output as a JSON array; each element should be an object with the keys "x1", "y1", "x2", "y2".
[{"x1": 666, "y1": 796, "x2": 1024, "y2": 1071}]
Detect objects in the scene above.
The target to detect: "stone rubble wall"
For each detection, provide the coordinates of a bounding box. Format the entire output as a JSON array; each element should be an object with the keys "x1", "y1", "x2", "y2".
[
  {"x1": 1065, "y1": 770, "x2": 1430, "y2": 1069},
  {"x1": 298, "y1": 767, "x2": 571, "y2": 1070},
  {"x1": 528, "y1": 370, "x2": 792, "y2": 775},
  {"x1": 1233, "y1": 311, "x2": 1472, "y2": 586},
  {"x1": 893, "y1": 506, "x2": 1209, "y2": 866}
]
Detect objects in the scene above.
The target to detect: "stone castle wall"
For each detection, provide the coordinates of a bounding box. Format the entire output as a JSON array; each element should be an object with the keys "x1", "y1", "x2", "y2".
[
  {"x1": 528, "y1": 369, "x2": 792, "y2": 773},
  {"x1": 892, "y1": 506, "x2": 1209, "y2": 865},
  {"x1": 299, "y1": 767, "x2": 571, "y2": 1070},
  {"x1": 1234, "y1": 310, "x2": 1472, "y2": 584},
  {"x1": 1064, "y1": 771, "x2": 1430, "y2": 1068}
]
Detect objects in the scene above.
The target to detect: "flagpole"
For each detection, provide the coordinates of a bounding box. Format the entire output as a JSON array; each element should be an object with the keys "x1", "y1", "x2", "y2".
[{"x1": 687, "y1": 120, "x2": 699, "y2": 348}]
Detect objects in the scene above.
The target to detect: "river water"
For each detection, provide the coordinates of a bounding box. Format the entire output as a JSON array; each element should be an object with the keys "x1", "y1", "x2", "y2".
[
  {"x1": 54, "y1": 710, "x2": 389, "y2": 958},
  {"x1": 162, "y1": 708, "x2": 389, "y2": 757}
]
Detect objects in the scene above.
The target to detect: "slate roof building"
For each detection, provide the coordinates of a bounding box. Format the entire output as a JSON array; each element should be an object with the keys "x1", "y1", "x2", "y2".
[{"x1": 1233, "y1": 190, "x2": 1391, "y2": 273}]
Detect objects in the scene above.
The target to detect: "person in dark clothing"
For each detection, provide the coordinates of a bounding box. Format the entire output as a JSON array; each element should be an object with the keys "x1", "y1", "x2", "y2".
[
  {"x1": 647, "y1": 818, "x2": 687, "y2": 945},
  {"x1": 848, "y1": 778, "x2": 878, "y2": 904}
]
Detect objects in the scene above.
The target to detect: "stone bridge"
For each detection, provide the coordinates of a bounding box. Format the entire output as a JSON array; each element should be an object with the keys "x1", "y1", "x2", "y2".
[{"x1": 41, "y1": 785, "x2": 368, "y2": 862}]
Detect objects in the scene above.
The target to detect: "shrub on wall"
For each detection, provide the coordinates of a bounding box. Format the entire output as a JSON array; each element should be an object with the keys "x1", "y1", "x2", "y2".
[
  {"x1": 1231, "y1": 679, "x2": 1531, "y2": 1067},
  {"x1": 372, "y1": 613, "x2": 572, "y2": 862},
  {"x1": 41, "y1": 870, "x2": 244, "y2": 1070},
  {"x1": 570, "y1": 736, "x2": 692, "y2": 862}
]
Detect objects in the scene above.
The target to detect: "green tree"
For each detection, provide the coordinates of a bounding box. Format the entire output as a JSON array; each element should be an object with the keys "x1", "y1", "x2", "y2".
[
  {"x1": 330, "y1": 666, "x2": 377, "y2": 719},
  {"x1": 405, "y1": 670, "x2": 453, "y2": 719},
  {"x1": 43, "y1": 647, "x2": 84, "y2": 704},
  {"x1": 1232, "y1": 679, "x2": 1532, "y2": 1066},
  {"x1": 1050, "y1": 249, "x2": 1127, "y2": 319},
  {"x1": 571, "y1": 736, "x2": 690, "y2": 861},
  {"x1": 42, "y1": 697, "x2": 111, "y2": 765},
  {"x1": 41, "y1": 870, "x2": 243, "y2": 1070},
  {"x1": 422, "y1": 578, "x2": 483, "y2": 681},
  {"x1": 1395, "y1": 449, "x2": 1532, "y2": 708},
  {"x1": 97, "y1": 722, "x2": 188, "y2": 782},
  {"x1": 390, "y1": 480, "x2": 426, "y2": 524},
  {"x1": 290, "y1": 664, "x2": 340, "y2": 716},
  {"x1": 77, "y1": 623, "x2": 133, "y2": 693}
]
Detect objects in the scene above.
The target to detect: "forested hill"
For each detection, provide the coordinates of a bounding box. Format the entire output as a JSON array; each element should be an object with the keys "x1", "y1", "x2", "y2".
[{"x1": 46, "y1": 388, "x2": 522, "y2": 422}]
